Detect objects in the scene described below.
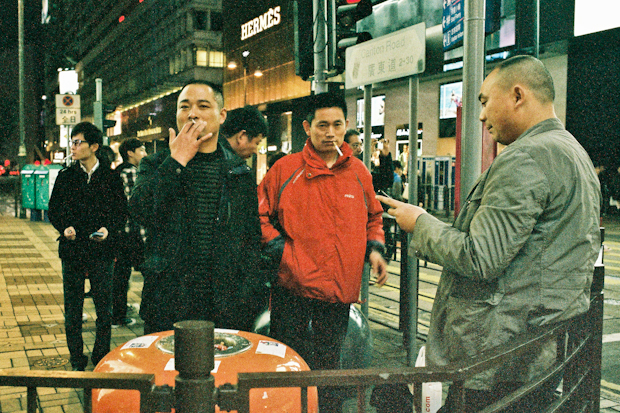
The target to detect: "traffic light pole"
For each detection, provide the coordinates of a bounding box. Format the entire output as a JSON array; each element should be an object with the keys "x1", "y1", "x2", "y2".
[
  {"x1": 18, "y1": 0, "x2": 27, "y2": 167},
  {"x1": 459, "y1": 0, "x2": 485, "y2": 210},
  {"x1": 312, "y1": 0, "x2": 328, "y2": 94}
]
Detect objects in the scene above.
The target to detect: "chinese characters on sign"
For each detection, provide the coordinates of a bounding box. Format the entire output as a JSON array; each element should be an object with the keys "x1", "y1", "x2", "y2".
[
  {"x1": 443, "y1": 0, "x2": 464, "y2": 50},
  {"x1": 345, "y1": 23, "x2": 426, "y2": 89},
  {"x1": 55, "y1": 94, "x2": 81, "y2": 126}
]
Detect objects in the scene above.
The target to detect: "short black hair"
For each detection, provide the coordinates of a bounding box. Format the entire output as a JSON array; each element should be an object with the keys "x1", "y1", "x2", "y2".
[
  {"x1": 71, "y1": 122, "x2": 103, "y2": 147},
  {"x1": 393, "y1": 160, "x2": 403, "y2": 170},
  {"x1": 495, "y1": 55, "x2": 555, "y2": 103},
  {"x1": 305, "y1": 93, "x2": 348, "y2": 124},
  {"x1": 97, "y1": 145, "x2": 117, "y2": 169},
  {"x1": 179, "y1": 80, "x2": 224, "y2": 109},
  {"x1": 344, "y1": 129, "x2": 360, "y2": 144},
  {"x1": 221, "y1": 106, "x2": 268, "y2": 140},
  {"x1": 119, "y1": 138, "x2": 144, "y2": 162}
]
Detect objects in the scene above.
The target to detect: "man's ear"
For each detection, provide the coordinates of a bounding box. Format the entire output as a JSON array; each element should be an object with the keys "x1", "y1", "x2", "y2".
[
  {"x1": 236, "y1": 130, "x2": 247, "y2": 144},
  {"x1": 513, "y1": 84, "x2": 525, "y2": 107},
  {"x1": 91, "y1": 143, "x2": 100, "y2": 153},
  {"x1": 303, "y1": 120, "x2": 311, "y2": 137}
]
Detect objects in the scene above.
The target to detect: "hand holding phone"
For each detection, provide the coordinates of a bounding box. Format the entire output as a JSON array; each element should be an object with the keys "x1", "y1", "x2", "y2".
[{"x1": 90, "y1": 231, "x2": 104, "y2": 239}]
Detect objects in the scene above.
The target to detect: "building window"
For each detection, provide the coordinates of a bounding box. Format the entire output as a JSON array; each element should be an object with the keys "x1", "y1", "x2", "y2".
[
  {"x1": 196, "y1": 48, "x2": 208, "y2": 66},
  {"x1": 209, "y1": 51, "x2": 224, "y2": 68},
  {"x1": 211, "y1": 12, "x2": 223, "y2": 32},
  {"x1": 193, "y1": 10, "x2": 209, "y2": 31}
]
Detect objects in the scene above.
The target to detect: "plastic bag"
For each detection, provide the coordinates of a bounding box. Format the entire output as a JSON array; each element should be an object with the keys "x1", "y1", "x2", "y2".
[{"x1": 412, "y1": 345, "x2": 442, "y2": 413}]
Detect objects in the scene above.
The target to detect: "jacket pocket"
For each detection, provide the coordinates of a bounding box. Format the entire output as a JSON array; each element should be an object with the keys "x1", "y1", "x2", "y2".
[{"x1": 444, "y1": 293, "x2": 505, "y2": 360}]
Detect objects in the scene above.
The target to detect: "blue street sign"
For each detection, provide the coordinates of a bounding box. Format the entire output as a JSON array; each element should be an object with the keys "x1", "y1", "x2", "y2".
[{"x1": 443, "y1": 0, "x2": 464, "y2": 50}]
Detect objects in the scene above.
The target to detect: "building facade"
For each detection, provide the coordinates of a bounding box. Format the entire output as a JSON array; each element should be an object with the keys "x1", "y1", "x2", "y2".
[{"x1": 43, "y1": 0, "x2": 225, "y2": 152}]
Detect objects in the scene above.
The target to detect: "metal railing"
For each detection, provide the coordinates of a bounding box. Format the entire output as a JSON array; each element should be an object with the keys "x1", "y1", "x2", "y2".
[
  {"x1": 0, "y1": 230, "x2": 605, "y2": 413},
  {"x1": 0, "y1": 262, "x2": 603, "y2": 412}
]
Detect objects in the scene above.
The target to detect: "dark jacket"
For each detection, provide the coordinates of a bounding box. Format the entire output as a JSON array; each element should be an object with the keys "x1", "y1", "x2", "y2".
[
  {"x1": 129, "y1": 143, "x2": 265, "y2": 331},
  {"x1": 48, "y1": 162, "x2": 127, "y2": 261}
]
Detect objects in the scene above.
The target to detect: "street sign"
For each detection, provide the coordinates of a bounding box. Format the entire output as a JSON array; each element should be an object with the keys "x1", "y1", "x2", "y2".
[
  {"x1": 443, "y1": 0, "x2": 464, "y2": 50},
  {"x1": 56, "y1": 108, "x2": 81, "y2": 126},
  {"x1": 55, "y1": 94, "x2": 81, "y2": 125},
  {"x1": 345, "y1": 22, "x2": 426, "y2": 89},
  {"x1": 55, "y1": 94, "x2": 81, "y2": 108}
]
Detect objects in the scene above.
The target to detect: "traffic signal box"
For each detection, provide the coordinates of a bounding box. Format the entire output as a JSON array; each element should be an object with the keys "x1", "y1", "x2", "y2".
[
  {"x1": 93, "y1": 101, "x2": 118, "y2": 132},
  {"x1": 332, "y1": 0, "x2": 373, "y2": 75},
  {"x1": 294, "y1": 0, "x2": 373, "y2": 80}
]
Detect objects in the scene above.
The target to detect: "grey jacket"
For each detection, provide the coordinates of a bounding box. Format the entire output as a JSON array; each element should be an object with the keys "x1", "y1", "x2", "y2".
[{"x1": 411, "y1": 118, "x2": 601, "y2": 389}]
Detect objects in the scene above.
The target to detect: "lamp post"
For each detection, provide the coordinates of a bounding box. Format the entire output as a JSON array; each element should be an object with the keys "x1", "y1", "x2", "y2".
[
  {"x1": 228, "y1": 50, "x2": 263, "y2": 107},
  {"x1": 242, "y1": 50, "x2": 250, "y2": 106}
]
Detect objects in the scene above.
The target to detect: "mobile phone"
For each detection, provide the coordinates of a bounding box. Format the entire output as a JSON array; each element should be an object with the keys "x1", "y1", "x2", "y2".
[
  {"x1": 378, "y1": 190, "x2": 392, "y2": 199},
  {"x1": 90, "y1": 231, "x2": 104, "y2": 239},
  {"x1": 378, "y1": 190, "x2": 393, "y2": 212}
]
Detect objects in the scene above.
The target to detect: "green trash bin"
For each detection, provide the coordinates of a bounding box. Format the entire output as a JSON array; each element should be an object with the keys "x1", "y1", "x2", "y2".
[
  {"x1": 35, "y1": 167, "x2": 50, "y2": 211},
  {"x1": 20, "y1": 164, "x2": 37, "y2": 210}
]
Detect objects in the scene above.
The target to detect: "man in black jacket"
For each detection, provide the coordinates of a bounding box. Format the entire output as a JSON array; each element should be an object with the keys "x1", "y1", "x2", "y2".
[
  {"x1": 130, "y1": 80, "x2": 266, "y2": 335},
  {"x1": 49, "y1": 122, "x2": 127, "y2": 371},
  {"x1": 220, "y1": 105, "x2": 268, "y2": 160}
]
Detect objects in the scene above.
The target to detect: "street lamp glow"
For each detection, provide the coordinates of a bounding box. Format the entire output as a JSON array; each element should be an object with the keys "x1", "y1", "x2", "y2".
[{"x1": 227, "y1": 61, "x2": 238, "y2": 69}]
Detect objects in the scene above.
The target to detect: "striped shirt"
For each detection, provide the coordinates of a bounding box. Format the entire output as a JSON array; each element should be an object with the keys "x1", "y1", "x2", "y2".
[{"x1": 184, "y1": 150, "x2": 223, "y2": 270}]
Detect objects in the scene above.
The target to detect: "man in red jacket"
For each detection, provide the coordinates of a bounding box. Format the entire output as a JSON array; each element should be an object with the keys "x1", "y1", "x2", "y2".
[{"x1": 258, "y1": 93, "x2": 388, "y2": 411}]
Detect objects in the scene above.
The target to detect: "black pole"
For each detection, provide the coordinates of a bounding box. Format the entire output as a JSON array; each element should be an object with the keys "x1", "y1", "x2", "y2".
[{"x1": 174, "y1": 320, "x2": 215, "y2": 413}]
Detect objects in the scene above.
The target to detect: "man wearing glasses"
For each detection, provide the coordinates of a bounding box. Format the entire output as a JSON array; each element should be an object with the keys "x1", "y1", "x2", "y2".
[{"x1": 49, "y1": 122, "x2": 127, "y2": 371}]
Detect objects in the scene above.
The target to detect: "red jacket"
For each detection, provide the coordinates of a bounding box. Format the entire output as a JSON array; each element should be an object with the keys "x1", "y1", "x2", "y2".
[{"x1": 258, "y1": 139, "x2": 385, "y2": 304}]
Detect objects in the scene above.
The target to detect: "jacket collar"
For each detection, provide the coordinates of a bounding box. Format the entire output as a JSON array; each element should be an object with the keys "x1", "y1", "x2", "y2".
[
  {"x1": 301, "y1": 138, "x2": 353, "y2": 176},
  {"x1": 218, "y1": 138, "x2": 252, "y2": 175},
  {"x1": 515, "y1": 118, "x2": 564, "y2": 143}
]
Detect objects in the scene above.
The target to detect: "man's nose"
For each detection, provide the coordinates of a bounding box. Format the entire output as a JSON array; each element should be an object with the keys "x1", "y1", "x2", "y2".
[{"x1": 479, "y1": 109, "x2": 486, "y2": 122}]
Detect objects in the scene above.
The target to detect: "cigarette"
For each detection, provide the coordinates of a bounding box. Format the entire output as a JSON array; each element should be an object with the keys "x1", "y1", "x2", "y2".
[
  {"x1": 191, "y1": 119, "x2": 196, "y2": 124},
  {"x1": 334, "y1": 142, "x2": 343, "y2": 156}
]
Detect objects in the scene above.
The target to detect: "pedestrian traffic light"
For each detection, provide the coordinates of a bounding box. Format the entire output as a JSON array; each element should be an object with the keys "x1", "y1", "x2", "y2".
[
  {"x1": 331, "y1": 0, "x2": 373, "y2": 75},
  {"x1": 293, "y1": 0, "x2": 314, "y2": 80},
  {"x1": 93, "y1": 101, "x2": 117, "y2": 131}
]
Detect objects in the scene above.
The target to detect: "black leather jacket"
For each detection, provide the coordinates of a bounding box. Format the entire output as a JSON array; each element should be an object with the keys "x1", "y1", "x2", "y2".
[{"x1": 129, "y1": 143, "x2": 265, "y2": 330}]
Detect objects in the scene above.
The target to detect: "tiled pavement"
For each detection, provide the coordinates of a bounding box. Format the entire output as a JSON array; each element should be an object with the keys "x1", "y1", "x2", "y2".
[
  {"x1": 0, "y1": 215, "x2": 145, "y2": 412},
  {"x1": 1, "y1": 211, "x2": 620, "y2": 412}
]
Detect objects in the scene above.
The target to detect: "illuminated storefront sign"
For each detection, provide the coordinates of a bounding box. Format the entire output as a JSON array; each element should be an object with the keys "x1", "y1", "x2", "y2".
[
  {"x1": 137, "y1": 127, "x2": 162, "y2": 138},
  {"x1": 241, "y1": 6, "x2": 281, "y2": 41}
]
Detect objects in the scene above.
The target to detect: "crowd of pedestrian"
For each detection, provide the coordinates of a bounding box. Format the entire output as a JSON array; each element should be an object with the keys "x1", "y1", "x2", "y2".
[{"x1": 45, "y1": 55, "x2": 602, "y2": 412}]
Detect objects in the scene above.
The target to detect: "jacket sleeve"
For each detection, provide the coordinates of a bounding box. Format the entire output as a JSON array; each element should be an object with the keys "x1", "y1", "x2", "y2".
[
  {"x1": 48, "y1": 170, "x2": 71, "y2": 236},
  {"x1": 129, "y1": 153, "x2": 185, "y2": 234},
  {"x1": 257, "y1": 166, "x2": 285, "y2": 269},
  {"x1": 411, "y1": 149, "x2": 547, "y2": 282}
]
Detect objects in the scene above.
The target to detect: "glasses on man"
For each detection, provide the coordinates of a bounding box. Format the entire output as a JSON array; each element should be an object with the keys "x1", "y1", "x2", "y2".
[{"x1": 71, "y1": 139, "x2": 87, "y2": 147}]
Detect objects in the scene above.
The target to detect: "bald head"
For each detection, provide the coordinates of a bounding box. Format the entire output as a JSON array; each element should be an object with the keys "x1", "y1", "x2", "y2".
[
  {"x1": 478, "y1": 55, "x2": 558, "y2": 145},
  {"x1": 493, "y1": 55, "x2": 555, "y2": 105}
]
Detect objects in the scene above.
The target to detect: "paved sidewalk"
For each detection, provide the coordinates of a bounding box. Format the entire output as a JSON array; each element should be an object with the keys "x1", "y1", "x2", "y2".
[{"x1": 0, "y1": 215, "x2": 144, "y2": 412}]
